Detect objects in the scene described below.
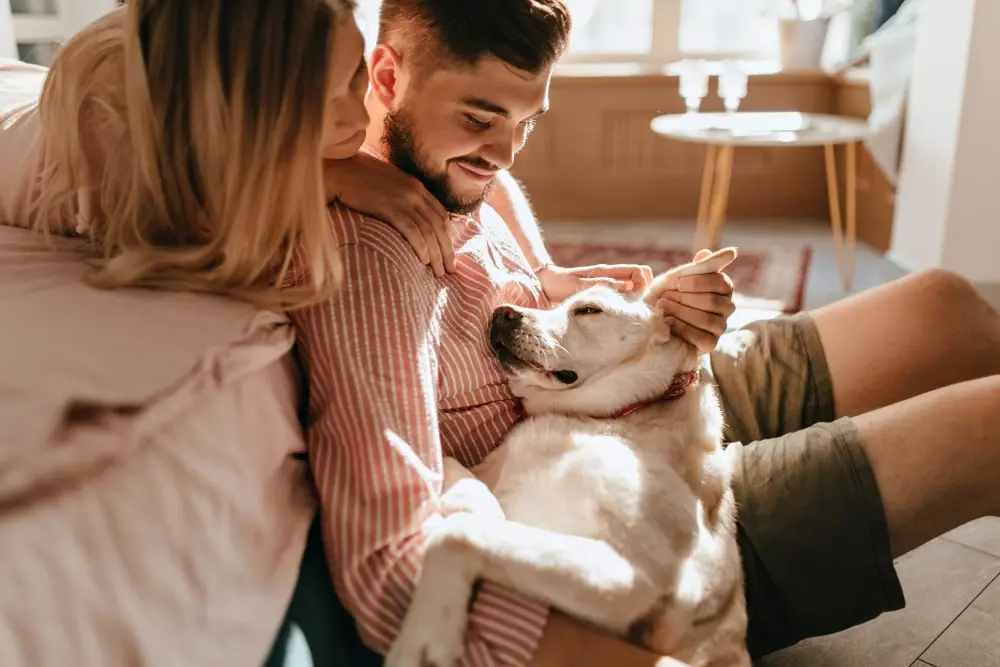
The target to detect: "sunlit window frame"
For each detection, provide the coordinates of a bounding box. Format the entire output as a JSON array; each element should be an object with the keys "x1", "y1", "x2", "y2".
[
  {"x1": 10, "y1": 0, "x2": 120, "y2": 44},
  {"x1": 10, "y1": 3, "x2": 70, "y2": 44},
  {"x1": 558, "y1": 0, "x2": 777, "y2": 69}
]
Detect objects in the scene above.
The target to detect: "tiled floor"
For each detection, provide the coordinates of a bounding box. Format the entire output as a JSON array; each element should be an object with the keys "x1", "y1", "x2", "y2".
[{"x1": 542, "y1": 218, "x2": 1000, "y2": 667}]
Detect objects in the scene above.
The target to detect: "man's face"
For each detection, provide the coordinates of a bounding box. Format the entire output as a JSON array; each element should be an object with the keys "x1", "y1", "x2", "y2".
[{"x1": 378, "y1": 54, "x2": 552, "y2": 214}]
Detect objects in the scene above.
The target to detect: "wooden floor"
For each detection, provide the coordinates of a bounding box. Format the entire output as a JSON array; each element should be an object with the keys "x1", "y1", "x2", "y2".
[{"x1": 541, "y1": 217, "x2": 1000, "y2": 667}]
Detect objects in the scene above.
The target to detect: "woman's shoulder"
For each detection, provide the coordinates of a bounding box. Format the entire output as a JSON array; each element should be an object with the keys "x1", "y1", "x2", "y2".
[
  {"x1": 0, "y1": 58, "x2": 47, "y2": 118},
  {"x1": 0, "y1": 52, "x2": 124, "y2": 236},
  {"x1": 0, "y1": 61, "x2": 48, "y2": 231},
  {"x1": 0, "y1": 60, "x2": 48, "y2": 161}
]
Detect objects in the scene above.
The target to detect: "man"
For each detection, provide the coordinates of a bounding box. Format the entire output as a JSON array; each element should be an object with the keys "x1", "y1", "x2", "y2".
[{"x1": 289, "y1": 1, "x2": 1000, "y2": 666}]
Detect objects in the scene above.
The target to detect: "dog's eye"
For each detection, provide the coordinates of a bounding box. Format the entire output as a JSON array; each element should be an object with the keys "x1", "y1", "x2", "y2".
[
  {"x1": 573, "y1": 306, "x2": 603, "y2": 316},
  {"x1": 551, "y1": 370, "x2": 579, "y2": 385}
]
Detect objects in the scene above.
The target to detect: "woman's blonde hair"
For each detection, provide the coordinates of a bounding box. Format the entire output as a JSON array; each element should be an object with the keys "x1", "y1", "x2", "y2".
[{"x1": 33, "y1": 0, "x2": 356, "y2": 310}]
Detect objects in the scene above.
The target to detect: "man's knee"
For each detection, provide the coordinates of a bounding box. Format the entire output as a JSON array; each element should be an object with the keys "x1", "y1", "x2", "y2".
[
  {"x1": 978, "y1": 373, "x2": 1000, "y2": 401},
  {"x1": 907, "y1": 268, "x2": 993, "y2": 318}
]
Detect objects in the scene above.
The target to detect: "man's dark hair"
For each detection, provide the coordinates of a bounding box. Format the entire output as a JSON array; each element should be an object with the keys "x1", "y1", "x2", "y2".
[{"x1": 378, "y1": 0, "x2": 572, "y2": 74}]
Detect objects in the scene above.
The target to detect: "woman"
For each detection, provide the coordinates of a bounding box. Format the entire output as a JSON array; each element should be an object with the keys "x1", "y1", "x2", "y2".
[
  {"x1": 0, "y1": 2, "x2": 452, "y2": 665},
  {"x1": 0, "y1": 2, "x2": 696, "y2": 666},
  {"x1": 1, "y1": 0, "x2": 454, "y2": 304}
]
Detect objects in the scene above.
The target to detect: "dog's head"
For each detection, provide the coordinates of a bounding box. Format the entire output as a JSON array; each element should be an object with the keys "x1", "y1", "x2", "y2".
[{"x1": 489, "y1": 248, "x2": 737, "y2": 414}]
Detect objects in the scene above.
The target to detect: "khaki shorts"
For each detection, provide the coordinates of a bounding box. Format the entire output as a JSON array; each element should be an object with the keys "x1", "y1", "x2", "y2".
[{"x1": 708, "y1": 313, "x2": 905, "y2": 658}]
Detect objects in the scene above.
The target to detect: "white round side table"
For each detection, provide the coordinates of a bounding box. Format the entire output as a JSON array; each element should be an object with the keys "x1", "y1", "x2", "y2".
[{"x1": 650, "y1": 111, "x2": 871, "y2": 291}]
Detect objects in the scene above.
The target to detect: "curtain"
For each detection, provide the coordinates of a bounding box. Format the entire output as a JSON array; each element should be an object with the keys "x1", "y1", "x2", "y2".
[
  {"x1": 355, "y1": 0, "x2": 381, "y2": 55},
  {"x1": 874, "y1": 0, "x2": 907, "y2": 30}
]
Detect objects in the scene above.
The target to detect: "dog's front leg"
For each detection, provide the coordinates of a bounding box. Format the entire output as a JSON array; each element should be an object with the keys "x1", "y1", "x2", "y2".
[
  {"x1": 388, "y1": 515, "x2": 663, "y2": 667},
  {"x1": 385, "y1": 513, "x2": 493, "y2": 667},
  {"x1": 463, "y1": 519, "x2": 663, "y2": 635},
  {"x1": 386, "y1": 461, "x2": 507, "y2": 667}
]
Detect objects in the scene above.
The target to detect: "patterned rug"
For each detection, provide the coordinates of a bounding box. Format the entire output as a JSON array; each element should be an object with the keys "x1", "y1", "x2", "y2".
[{"x1": 547, "y1": 241, "x2": 812, "y2": 314}]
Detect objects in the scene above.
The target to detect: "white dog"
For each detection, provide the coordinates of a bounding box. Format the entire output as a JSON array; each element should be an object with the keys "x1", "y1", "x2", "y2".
[{"x1": 386, "y1": 248, "x2": 750, "y2": 667}]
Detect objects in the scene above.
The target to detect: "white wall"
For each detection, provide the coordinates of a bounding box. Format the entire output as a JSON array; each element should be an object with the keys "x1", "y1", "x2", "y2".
[
  {"x1": 891, "y1": 0, "x2": 1000, "y2": 283},
  {"x1": 355, "y1": 0, "x2": 381, "y2": 55},
  {"x1": 62, "y1": 0, "x2": 117, "y2": 33},
  {"x1": 939, "y1": 0, "x2": 1000, "y2": 279},
  {"x1": 1, "y1": 1, "x2": 16, "y2": 59}
]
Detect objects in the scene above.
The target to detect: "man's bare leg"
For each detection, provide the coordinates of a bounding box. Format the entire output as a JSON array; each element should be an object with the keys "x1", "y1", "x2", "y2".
[
  {"x1": 812, "y1": 269, "x2": 1000, "y2": 418},
  {"x1": 853, "y1": 375, "x2": 1000, "y2": 557}
]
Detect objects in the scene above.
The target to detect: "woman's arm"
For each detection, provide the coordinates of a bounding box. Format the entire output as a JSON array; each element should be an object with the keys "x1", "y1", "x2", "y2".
[
  {"x1": 486, "y1": 169, "x2": 552, "y2": 270},
  {"x1": 486, "y1": 170, "x2": 653, "y2": 302}
]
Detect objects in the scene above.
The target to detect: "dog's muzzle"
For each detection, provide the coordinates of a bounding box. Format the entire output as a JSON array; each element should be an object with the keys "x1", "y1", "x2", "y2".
[{"x1": 489, "y1": 306, "x2": 524, "y2": 368}]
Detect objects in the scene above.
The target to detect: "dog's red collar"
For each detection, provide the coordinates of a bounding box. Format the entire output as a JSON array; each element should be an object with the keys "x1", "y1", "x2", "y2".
[
  {"x1": 512, "y1": 370, "x2": 700, "y2": 422},
  {"x1": 599, "y1": 370, "x2": 700, "y2": 419}
]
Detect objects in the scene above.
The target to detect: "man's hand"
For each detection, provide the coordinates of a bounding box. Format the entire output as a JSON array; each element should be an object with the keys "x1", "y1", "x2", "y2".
[
  {"x1": 538, "y1": 264, "x2": 654, "y2": 303},
  {"x1": 324, "y1": 152, "x2": 455, "y2": 277},
  {"x1": 656, "y1": 249, "x2": 736, "y2": 354}
]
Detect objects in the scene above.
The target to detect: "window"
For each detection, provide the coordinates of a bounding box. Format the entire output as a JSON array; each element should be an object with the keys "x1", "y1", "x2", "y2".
[
  {"x1": 7, "y1": 0, "x2": 64, "y2": 66},
  {"x1": 678, "y1": 0, "x2": 779, "y2": 58},
  {"x1": 564, "y1": 0, "x2": 781, "y2": 65},
  {"x1": 355, "y1": 0, "x2": 782, "y2": 65},
  {"x1": 6, "y1": 0, "x2": 119, "y2": 65},
  {"x1": 564, "y1": 0, "x2": 656, "y2": 56},
  {"x1": 355, "y1": 0, "x2": 382, "y2": 55}
]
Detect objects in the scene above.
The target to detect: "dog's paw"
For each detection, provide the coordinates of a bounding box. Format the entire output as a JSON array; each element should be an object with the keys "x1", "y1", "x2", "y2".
[
  {"x1": 385, "y1": 608, "x2": 466, "y2": 667},
  {"x1": 385, "y1": 529, "x2": 478, "y2": 667},
  {"x1": 385, "y1": 588, "x2": 467, "y2": 667}
]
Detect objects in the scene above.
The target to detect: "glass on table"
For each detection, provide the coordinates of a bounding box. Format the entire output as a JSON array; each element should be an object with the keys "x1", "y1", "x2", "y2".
[
  {"x1": 677, "y1": 59, "x2": 710, "y2": 114},
  {"x1": 718, "y1": 60, "x2": 749, "y2": 113}
]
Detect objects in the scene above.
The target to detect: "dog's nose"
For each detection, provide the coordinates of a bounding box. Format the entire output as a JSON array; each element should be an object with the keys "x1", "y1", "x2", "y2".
[{"x1": 491, "y1": 305, "x2": 523, "y2": 331}]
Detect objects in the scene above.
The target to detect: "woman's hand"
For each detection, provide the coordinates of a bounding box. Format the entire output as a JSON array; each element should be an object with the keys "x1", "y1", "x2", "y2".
[
  {"x1": 537, "y1": 264, "x2": 654, "y2": 303},
  {"x1": 656, "y1": 250, "x2": 736, "y2": 354},
  {"x1": 324, "y1": 153, "x2": 455, "y2": 276}
]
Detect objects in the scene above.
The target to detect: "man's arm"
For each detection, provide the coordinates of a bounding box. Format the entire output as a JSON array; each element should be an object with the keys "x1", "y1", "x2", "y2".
[
  {"x1": 289, "y1": 231, "x2": 548, "y2": 666},
  {"x1": 487, "y1": 169, "x2": 552, "y2": 271}
]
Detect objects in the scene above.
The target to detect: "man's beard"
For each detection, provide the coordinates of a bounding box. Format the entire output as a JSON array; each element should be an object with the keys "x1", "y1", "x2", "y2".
[{"x1": 383, "y1": 109, "x2": 495, "y2": 215}]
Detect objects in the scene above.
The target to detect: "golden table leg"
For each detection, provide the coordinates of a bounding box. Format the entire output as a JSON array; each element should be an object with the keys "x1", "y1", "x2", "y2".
[
  {"x1": 703, "y1": 144, "x2": 735, "y2": 250},
  {"x1": 694, "y1": 144, "x2": 718, "y2": 251},
  {"x1": 845, "y1": 141, "x2": 857, "y2": 293},
  {"x1": 824, "y1": 143, "x2": 847, "y2": 291},
  {"x1": 823, "y1": 142, "x2": 858, "y2": 292},
  {"x1": 697, "y1": 144, "x2": 718, "y2": 228}
]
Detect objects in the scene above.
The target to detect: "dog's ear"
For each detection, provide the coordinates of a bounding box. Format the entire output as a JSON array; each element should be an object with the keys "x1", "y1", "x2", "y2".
[
  {"x1": 643, "y1": 247, "x2": 738, "y2": 305},
  {"x1": 650, "y1": 316, "x2": 673, "y2": 345}
]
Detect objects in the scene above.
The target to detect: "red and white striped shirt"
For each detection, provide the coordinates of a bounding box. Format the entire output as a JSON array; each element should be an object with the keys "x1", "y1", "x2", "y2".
[{"x1": 290, "y1": 200, "x2": 551, "y2": 666}]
